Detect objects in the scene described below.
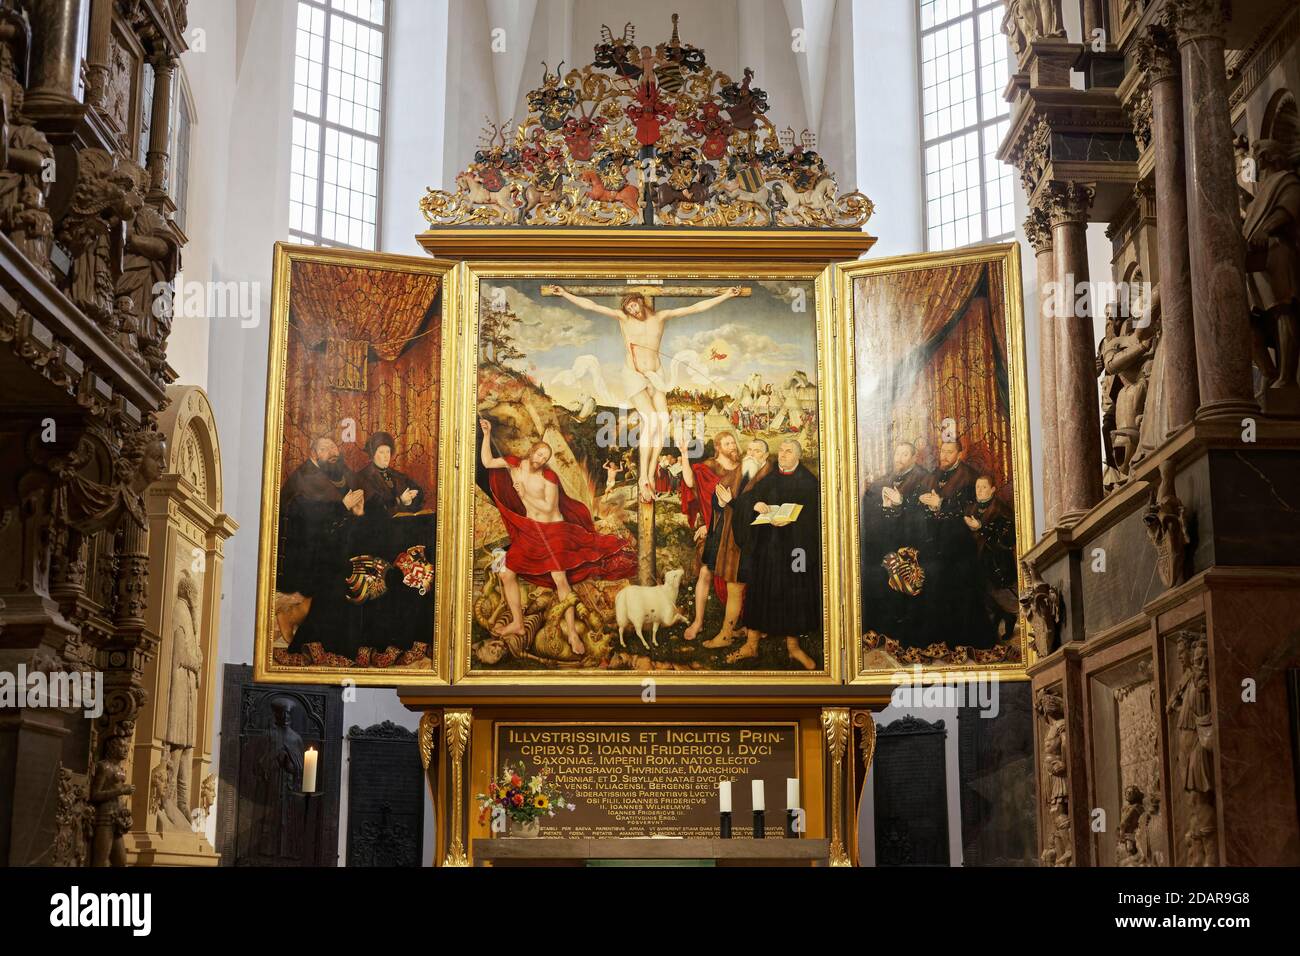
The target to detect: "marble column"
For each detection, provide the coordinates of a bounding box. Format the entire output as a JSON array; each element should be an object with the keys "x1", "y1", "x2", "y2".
[
  {"x1": 1173, "y1": 0, "x2": 1257, "y2": 418},
  {"x1": 1046, "y1": 181, "x2": 1104, "y2": 522},
  {"x1": 1138, "y1": 22, "x2": 1199, "y2": 434},
  {"x1": 23, "y1": 0, "x2": 88, "y2": 114},
  {"x1": 1025, "y1": 203, "x2": 1061, "y2": 529}
]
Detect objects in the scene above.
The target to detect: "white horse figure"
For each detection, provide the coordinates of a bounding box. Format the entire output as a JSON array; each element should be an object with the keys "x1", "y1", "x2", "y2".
[{"x1": 769, "y1": 176, "x2": 838, "y2": 224}]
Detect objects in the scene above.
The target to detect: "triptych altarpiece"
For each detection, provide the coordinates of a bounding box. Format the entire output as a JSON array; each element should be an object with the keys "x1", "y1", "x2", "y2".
[{"x1": 254, "y1": 15, "x2": 1033, "y2": 695}]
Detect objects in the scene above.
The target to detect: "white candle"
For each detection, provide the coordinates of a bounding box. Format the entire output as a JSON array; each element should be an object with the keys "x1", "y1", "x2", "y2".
[
  {"x1": 787, "y1": 778, "x2": 799, "y2": 810},
  {"x1": 302, "y1": 746, "x2": 318, "y2": 793},
  {"x1": 718, "y1": 780, "x2": 732, "y2": 813},
  {"x1": 752, "y1": 778, "x2": 765, "y2": 812}
]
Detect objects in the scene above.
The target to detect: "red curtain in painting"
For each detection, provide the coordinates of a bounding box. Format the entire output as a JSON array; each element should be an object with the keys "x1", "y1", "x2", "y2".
[
  {"x1": 281, "y1": 262, "x2": 442, "y2": 499},
  {"x1": 856, "y1": 260, "x2": 1013, "y2": 499},
  {"x1": 917, "y1": 289, "x2": 1012, "y2": 488}
]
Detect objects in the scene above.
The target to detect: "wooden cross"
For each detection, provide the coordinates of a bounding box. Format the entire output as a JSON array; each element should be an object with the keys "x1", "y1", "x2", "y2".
[{"x1": 541, "y1": 283, "x2": 750, "y2": 584}]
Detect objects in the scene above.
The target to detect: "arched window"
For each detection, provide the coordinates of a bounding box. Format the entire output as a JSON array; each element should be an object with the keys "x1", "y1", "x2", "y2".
[
  {"x1": 290, "y1": 0, "x2": 389, "y2": 249},
  {"x1": 918, "y1": 0, "x2": 1016, "y2": 250}
]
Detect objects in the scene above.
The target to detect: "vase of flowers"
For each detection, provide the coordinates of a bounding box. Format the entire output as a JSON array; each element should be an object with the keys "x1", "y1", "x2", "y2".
[{"x1": 476, "y1": 761, "x2": 574, "y2": 838}]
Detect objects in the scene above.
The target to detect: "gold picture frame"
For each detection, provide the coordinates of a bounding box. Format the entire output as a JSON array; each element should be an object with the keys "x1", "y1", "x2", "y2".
[
  {"x1": 836, "y1": 243, "x2": 1035, "y2": 684},
  {"x1": 254, "y1": 243, "x2": 459, "y2": 686},
  {"x1": 446, "y1": 257, "x2": 850, "y2": 685}
]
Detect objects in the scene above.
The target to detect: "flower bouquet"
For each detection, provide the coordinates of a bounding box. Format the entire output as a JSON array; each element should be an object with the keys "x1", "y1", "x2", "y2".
[{"x1": 476, "y1": 761, "x2": 575, "y2": 837}]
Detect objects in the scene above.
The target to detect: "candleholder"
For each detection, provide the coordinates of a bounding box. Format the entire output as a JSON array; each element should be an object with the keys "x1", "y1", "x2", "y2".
[
  {"x1": 785, "y1": 809, "x2": 800, "y2": 838},
  {"x1": 291, "y1": 789, "x2": 319, "y2": 825},
  {"x1": 719, "y1": 811, "x2": 732, "y2": 839},
  {"x1": 752, "y1": 809, "x2": 765, "y2": 839}
]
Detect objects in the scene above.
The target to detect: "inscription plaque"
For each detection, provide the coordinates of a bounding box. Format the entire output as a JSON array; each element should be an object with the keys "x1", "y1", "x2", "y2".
[
  {"x1": 494, "y1": 722, "x2": 799, "y2": 839},
  {"x1": 873, "y1": 715, "x2": 949, "y2": 866},
  {"x1": 346, "y1": 721, "x2": 424, "y2": 867}
]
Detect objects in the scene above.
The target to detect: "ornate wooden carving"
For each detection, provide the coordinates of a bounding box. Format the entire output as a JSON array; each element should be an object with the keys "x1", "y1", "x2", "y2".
[{"x1": 0, "y1": 0, "x2": 192, "y2": 867}]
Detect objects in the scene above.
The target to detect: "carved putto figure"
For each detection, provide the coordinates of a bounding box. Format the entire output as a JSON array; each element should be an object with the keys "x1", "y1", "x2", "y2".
[{"x1": 1241, "y1": 138, "x2": 1300, "y2": 391}]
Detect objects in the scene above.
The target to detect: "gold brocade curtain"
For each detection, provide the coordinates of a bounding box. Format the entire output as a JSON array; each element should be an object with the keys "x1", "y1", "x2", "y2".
[
  {"x1": 290, "y1": 262, "x2": 442, "y2": 380},
  {"x1": 854, "y1": 261, "x2": 1012, "y2": 493},
  {"x1": 282, "y1": 262, "x2": 443, "y2": 498}
]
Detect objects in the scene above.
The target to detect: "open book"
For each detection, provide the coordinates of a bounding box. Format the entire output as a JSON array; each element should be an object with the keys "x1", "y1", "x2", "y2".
[{"x1": 751, "y1": 502, "x2": 804, "y2": 525}]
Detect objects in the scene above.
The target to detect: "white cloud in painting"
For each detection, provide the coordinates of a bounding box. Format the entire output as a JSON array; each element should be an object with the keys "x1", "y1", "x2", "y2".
[
  {"x1": 668, "y1": 322, "x2": 806, "y2": 382},
  {"x1": 483, "y1": 284, "x2": 597, "y2": 355}
]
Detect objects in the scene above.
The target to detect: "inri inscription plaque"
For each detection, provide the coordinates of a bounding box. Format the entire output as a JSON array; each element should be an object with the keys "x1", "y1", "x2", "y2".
[{"x1": 494, "y1": 722, "x2": 800, "y2": 838}]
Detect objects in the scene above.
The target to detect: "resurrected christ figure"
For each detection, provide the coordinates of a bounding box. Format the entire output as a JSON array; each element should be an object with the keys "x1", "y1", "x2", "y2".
[
  {"x1": 549, "y1": 285, "x2": 744, "y2": 502},
  {"x1": 480, "y1": 419, "x2": 636, "y2": 653}
]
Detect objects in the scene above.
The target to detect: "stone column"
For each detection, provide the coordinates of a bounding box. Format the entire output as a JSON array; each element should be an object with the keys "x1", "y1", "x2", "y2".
[
  {"x1": 1173, "y1": 0, "x2": 1257, "y2": 418},
  {"x1": 1025, "y1": 203, "x2": 1061, "y2": 528},
  {"x1": 23, "y1": 0, "x2": 88, "y2": 115},
  {"x1": 1046, "y1": 180, "x2": 1104, "y2": 522},
  {"x1": 1138, "y1": 21, "x2": 1199, "y2": 434},
  {"x1": 83, "y1": 0, "x2": 114, "y2": 111},
  {"x1": 146, "y1": 55, "x2": 178, "y2": 202}
]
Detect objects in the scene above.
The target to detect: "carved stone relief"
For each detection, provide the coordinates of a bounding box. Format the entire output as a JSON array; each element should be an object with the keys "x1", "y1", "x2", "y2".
[{"x1": 1166, "y1": 628, "x2": 1217, "y2": 866}]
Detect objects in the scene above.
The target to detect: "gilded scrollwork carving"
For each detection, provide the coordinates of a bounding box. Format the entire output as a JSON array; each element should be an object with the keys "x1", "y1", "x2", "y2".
[
  {"x1": 442, "y1": 709, "x2": 472, "y2": 867},
  {"x1": 821, "y1": 707, "x2": 851, "y2": 867},
  {"x1": 417, "y1": 710, "x2": 440, "y2": 771}
]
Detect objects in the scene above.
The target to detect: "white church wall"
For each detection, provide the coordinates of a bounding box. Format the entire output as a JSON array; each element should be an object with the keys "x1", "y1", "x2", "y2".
[{"x1": 852, "y1": 0, "x2": 923, "y2": 257}]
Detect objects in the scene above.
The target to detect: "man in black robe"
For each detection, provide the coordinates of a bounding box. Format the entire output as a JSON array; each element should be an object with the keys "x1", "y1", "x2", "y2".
[
  {"x1": 860, "y1": 441, "x2": 932, "y2": 646},
  {"x1": 919, "y1": 438, "x2": 981, "y2": 646},
  {"x1": 965, "y1": 474, "x2": 1018, "y2": 644},
  {"x1": 728, "y1": 438, "x2": 821, "y2": 670},
  {"x1": 277, "y1": 436, "x2": 364, "y2": 658}
]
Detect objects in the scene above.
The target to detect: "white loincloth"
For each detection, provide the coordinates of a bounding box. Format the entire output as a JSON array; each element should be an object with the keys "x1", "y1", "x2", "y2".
[{"x1": 621, "y1": 362, "x2": 671, "y2": 402}]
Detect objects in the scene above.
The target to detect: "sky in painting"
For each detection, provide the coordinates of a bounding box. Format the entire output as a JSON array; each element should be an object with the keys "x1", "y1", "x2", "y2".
[{"x1": 481, "y1": 278, "x2": 819, "y2": 408}]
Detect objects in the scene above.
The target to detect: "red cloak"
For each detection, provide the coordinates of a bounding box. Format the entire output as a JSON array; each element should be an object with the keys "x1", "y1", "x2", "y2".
[
  {"x1": 680, "y1": 459, "x2": 737, "y2": 603},
  {"x1": 487, "y1": 456, "x2": 636, "y2": 587}
]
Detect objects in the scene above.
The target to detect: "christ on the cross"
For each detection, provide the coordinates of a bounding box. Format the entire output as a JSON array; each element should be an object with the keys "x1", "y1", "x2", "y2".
[{"x1": 549, "y1": 284, "x2": 743, "y2": 502}]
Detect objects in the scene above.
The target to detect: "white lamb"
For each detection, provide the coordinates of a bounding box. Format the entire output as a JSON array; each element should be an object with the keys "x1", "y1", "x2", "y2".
[{"x1": 614, "y1": 568, "x2": 690, "y2": 649}]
